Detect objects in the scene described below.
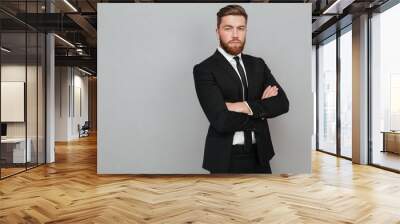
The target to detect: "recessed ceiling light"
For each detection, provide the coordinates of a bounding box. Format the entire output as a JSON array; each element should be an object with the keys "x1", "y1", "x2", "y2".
[
  {"x1": 323, "y1": 0, "x2": 344, "y2": 15},
  {"x1": 78, "y1": 67, "x2": 93, "y2": 76},
  {"x1": 54, "y1": 34, "x2": 75, "y2": 48},
  {"x1": 63, "y1": 0, "x2": 78, "y2": 12},
  {"x1": 1, "y1": 47, "x2": 11, "y2": 53}
]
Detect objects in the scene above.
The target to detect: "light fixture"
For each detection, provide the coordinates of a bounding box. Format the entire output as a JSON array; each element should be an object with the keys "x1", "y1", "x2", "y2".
[
  {"x1": 1, "y1": 47, "x2": 11, "y2": 53},
  {"x1": 322, "y1": 0, "x2": 344, "y2": 15},
  {"x1": 63, "y1": 0, "x2": 78, "y2": 12},
  {"x1": 76, "y1": 48, "x2": 85, "y2": 55},
  {"x1": 78, "y1": 67, "x2": 93, "y2": 76},
  {"x1": 54, "y1": 34, "x2": 75, "y2": 48}
]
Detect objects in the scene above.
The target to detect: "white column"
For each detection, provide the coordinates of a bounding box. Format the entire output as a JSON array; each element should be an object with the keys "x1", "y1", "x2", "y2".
[
  {"x1": 45, "y1": 0, "x2": 56, "y2": 163},
  {"x1": 352, "y1": 14, "x2": 369, "y2": 164},
  {"x1": 46, "y1": 32, "x2": 55, "y2": 163}
]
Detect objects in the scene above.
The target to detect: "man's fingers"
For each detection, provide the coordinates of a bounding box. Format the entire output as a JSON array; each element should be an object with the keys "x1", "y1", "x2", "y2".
[
  {"x1": 272, "y1": 87, "x2": 278, "y2": 95},
  {"x1": 262, "y1": 86, "x2": 279, "y2": 99},
  {"x1": 264, "y1": 85, "x2": 274, "y2": 98},
  {"x1": 270, "y1": 86, "x2": 278, "y2": 94},
  {"x1": 262, "y1": 86, "x2": 271, "y2": 98},
  {"x1": 271, "y1": 87, "x2": 278, "y2": 96},
  {"x1": 265, "y1": 86, "x2": 276, "y2": 98}
]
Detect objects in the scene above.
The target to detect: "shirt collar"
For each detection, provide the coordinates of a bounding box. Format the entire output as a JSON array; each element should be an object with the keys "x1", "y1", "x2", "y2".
[{"x1": 217, "y1": 46, "x2": 242, "y2": 63}]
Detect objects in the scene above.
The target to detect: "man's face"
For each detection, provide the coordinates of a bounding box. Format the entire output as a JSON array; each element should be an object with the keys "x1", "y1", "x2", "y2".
[{"x1": 217, "y1": 15, "x2": 247, "y2": 55}]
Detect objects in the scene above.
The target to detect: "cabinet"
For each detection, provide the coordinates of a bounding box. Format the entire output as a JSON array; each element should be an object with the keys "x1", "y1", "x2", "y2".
[{"x1": 382, "y1": 131, "x2": 400, "y2": 154}]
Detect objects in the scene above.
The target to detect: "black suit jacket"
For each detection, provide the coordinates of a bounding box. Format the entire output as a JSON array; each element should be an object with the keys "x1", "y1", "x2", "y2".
[{"x1": 193, "y1": 50, "x2": 289, "y2": 173}]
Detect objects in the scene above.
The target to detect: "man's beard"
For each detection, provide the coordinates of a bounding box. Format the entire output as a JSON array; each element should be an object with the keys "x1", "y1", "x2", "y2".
[{"x1": 220, "y1": 38, "x2": 246, "y2": 55}]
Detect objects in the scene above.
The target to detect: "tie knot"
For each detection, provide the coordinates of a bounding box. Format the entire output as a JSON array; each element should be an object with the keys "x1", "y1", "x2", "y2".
[{"x1": 233, "y1": 56, "x2": 240, "y2": 63}]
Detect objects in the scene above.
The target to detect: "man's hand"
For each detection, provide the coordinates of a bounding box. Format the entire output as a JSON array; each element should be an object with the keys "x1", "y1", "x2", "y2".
[
  {"x1": 262, "y1": 85, "x2": 278, "y2": 100},
  {"x1": 225, "y1": 102, "x2": 252, "y2": 114}
]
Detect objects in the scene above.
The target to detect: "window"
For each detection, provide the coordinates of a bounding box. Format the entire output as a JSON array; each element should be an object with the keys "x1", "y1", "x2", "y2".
[
  {"x1": 318, "y1": 36, "x2": 337, "y2": 155},
  {"x1": 340, "y1": 28, "x2": 352, "y2": 158},
  {"x1": 370, "y1": 3, "x2": 400, "y2": 171}
]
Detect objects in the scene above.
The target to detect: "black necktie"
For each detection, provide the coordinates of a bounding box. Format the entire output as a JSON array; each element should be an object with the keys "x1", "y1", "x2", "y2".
[
  {"x1": 233, "y1": 56, "x2": 252, "y2": 151},
  {"x1": 233, "y1": 56, "x2": 248, "y2": 99}
]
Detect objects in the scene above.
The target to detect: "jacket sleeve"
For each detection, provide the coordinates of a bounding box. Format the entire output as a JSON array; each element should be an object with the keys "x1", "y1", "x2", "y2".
[
  {"x1": 193, "y1": 64, "x2": 262, "y2": 133},
  {"x1": 246, "y1": 58, "x2": 290, "y2": 119}
]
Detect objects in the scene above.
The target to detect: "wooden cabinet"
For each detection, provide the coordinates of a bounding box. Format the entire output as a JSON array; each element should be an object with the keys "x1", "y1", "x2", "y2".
[{"x1": 382, "y1": 131, "x2": 400, "y2": 154}]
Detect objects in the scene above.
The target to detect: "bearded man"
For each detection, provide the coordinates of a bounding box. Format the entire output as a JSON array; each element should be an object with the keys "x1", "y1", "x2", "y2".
[{"x1": 193, "y1": 4, "x2": 289, "y2": 174}]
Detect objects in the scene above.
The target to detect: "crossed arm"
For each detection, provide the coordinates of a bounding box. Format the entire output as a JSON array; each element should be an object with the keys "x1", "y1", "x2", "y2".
[
  {"x1": 226, "y1": 58, "x2": 289, "y2": 119},
  {"x1": 193, "y1": 58, "x2": 289, "y2": 134},
  {"x1": 225, "y1": 85, "x2": 279, "y2": 115}
]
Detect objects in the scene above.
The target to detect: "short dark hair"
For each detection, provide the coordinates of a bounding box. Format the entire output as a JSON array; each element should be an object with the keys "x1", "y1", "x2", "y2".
[{"x1": 217, "y1": 5, "x2": 248, "y2": 28}]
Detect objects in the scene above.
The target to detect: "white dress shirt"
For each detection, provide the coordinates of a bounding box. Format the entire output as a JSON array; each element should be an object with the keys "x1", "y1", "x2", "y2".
[{"x1": 217, "y1": 46, "x2": 256, "y2": 145}]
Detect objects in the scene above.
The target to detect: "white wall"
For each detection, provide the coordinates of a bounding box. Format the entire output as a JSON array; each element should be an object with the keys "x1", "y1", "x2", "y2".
[
  {"x1": 55, "y1": 67, "x2": 89, "y2": 141},
  {"x1": 55, "y1": 66, "x2": 69, "y2": 141},
  {"x1": 72, "y1": 72, "x2": 89, "y2": 138}
]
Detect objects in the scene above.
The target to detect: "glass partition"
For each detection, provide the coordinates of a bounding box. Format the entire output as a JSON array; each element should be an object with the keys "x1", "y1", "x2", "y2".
[
  {"x1": 0, "y1": 31, "x2": 28, "y2": 177},
  {"x1": 0, "y1": 1, "x2": 46, "y2": 179}
]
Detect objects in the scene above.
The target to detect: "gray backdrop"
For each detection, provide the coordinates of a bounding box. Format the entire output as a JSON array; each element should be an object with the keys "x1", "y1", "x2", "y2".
[{"x1": 98, "y1": 3, "x2": 312, "y2": 174}]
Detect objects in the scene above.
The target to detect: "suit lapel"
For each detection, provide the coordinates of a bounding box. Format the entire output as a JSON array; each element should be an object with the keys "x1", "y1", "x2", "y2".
[
  {"x1": 213, "y1": 50, "x2": 243, "y2": 94},
  {"x1": 241, "y1": 54, "x2": 255, "y2": 100}
]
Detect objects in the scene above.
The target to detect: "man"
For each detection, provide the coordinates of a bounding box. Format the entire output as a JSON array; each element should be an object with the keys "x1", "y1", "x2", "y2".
[{"x1": 193, "y1": 5, "x2": 289, "y2": 174}]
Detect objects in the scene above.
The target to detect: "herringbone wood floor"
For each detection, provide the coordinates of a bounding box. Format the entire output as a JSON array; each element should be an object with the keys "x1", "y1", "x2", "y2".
[{"x1": 1, "y1": 133, "x2": 400, "y2": 224}]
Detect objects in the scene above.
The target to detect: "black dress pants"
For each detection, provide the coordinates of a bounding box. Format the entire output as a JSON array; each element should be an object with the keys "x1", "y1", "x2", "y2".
[{"x1": 228, "y1": 144, "x2": 271, "y2": 174}]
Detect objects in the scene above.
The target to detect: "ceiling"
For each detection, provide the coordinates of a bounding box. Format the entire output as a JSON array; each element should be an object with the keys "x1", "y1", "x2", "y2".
[{"x1": 0, "y1": 0, "x2": 393, "y2": 75}]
